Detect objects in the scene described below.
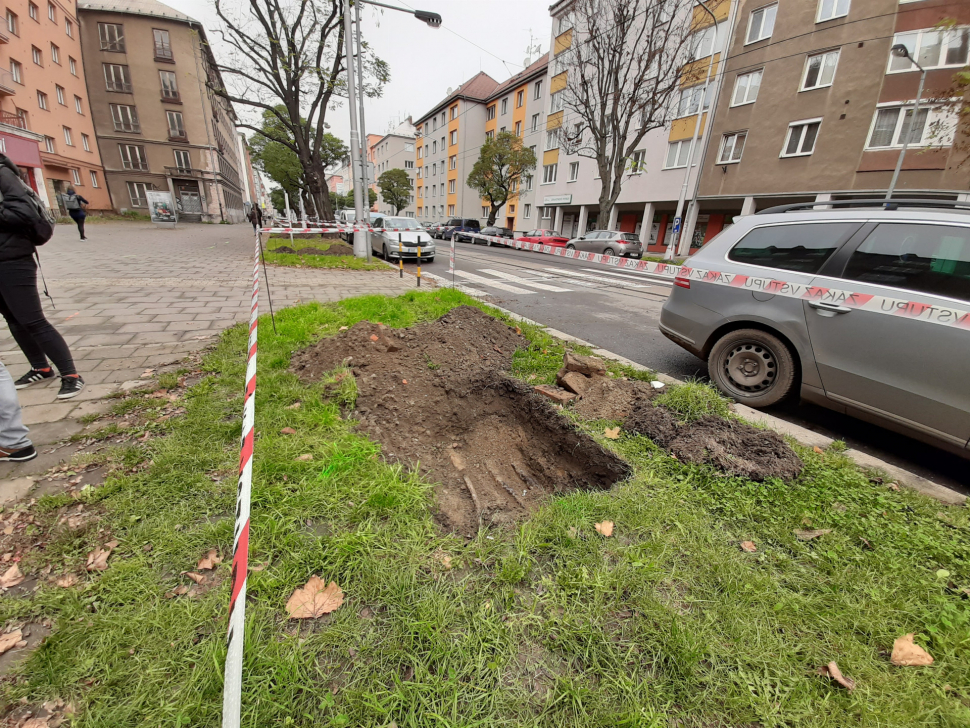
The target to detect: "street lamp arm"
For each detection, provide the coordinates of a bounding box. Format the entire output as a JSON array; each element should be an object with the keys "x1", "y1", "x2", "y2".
[{"x1": 359, "y1": 0, "x2": 442, "y2": 26}]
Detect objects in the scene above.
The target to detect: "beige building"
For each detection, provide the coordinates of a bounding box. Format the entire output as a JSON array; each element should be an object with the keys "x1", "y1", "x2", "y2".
[
  {"x1": 371, "y1": 123, "x2": 416, "y2": 217},
  {"x1": 77, "y1": 0, "x2": 245, "y2": 222}
]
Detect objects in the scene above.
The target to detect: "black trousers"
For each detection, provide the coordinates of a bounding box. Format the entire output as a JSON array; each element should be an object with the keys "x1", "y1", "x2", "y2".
[
  {"x1": 70, "y1": 212, "x2": 85, "y2": 239},
  {"x1": 0, "y1": 257, "x2": 76, "y2": 375}
]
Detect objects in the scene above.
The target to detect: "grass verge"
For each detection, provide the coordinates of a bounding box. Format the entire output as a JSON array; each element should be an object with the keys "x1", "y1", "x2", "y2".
[
  {"x1": 1, "y1": 290, "x2": 968, "y2": 727},
  {"x1": 264, "y1": 236, "x2": 386, "y2": 271}
]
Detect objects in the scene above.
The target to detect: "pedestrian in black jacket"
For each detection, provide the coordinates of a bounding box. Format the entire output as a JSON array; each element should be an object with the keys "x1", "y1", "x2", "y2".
[
  {"x1": 63, "y1": 188, "x2": 89, "y2": 240},
  {"x1": 0, "y1": 154, "x2": 84, "y2": 399}
]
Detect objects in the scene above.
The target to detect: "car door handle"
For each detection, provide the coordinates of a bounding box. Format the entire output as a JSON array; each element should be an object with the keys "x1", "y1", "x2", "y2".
[{"x1": 809, "y1": 301, "x2": 852, "y2": 314}]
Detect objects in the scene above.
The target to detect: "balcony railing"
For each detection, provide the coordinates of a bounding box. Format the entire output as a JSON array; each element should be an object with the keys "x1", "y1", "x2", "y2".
[
  {"x1": 154, "y1": 44, "x2": 173, "y2": 61},
  {"x1": 106, "y1": 80, "x2": 132, "y2": 93},
  {"x1": 0, "y1": 111, "x2": 26, "y2": 128},
  {"x1": 164, "y1": 166, "x2": 207, "y2": 178},
  {"x1": 0, "y1": 68, "x2": 16, "y2": 96},
  {"x1": 113, "y1": 121, "x2": 141, "y2": 133},
  {"x1": 122, "y1": 160, "x2": 149, "y2": 171},
  {"x1": 161, "y1": 90, "x2": 180, "y2": 102}
]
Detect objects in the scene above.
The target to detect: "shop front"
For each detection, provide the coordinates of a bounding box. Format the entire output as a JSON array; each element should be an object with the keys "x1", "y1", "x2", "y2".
[{"x1": 0, "y1": 127, "x2": 46, "y2": 203}]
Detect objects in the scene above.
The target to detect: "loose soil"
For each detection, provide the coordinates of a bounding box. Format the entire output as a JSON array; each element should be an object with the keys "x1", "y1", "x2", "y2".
[
  {"x1": 272, "y1": 244, "x2": 356, "y2": 257},
  {"x1": 291, "y1": 306, "x2": 631, "y2": 536},
  {"x1": 624, "y1": 403, "x2": 803, "y2": 481},
  {"x1": 572, "y1": 377, "x2": 658, "y2": 420}
]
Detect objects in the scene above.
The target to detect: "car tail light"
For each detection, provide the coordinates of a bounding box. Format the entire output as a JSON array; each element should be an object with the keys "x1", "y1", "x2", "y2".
[{"x1": 674, "y1": 275, "x2": 690, "y2": 289}]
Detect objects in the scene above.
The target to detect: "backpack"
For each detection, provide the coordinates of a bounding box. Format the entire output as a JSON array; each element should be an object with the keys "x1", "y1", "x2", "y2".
[
  {"x1": 64, "y1": 193, "x2": 80, "y2": 211},
  {"x1": 0, "y1": 173, "x2": 56, "y2": 245}
]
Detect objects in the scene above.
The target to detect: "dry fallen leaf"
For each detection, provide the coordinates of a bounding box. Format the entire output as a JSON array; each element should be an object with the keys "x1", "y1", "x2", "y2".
[
  {"x1": 285, "y1": 402, "x2": 302, "y2": 410},
  {"x1": 165, "y1": 585, "x2": 190, "y2": 598},
  {"x1": 818, "y1": 661, "x2": 856, "y2": 691},
  {"x1": 594, "y1": 521, "x2": 614, "y2": 537},
  {"x1": 740, "y1": 541, "x2": 757, "y2": 553},
  {"x1": 813, "y1": 446, "x2": 824, "y2": 454},
  {"x1": 0, "y1": 563, "x2": 24, "y2": 588},
  {"x1": 85, "y1": 541, "x2": 118, "y2": 572},
  {"x1": 887, "y1": 482, "x2": 900, "y2": 491},
  {"x1": 440, "y1": 555, "x2": 452, "y2": 570},
  {"x1": 55, "y1": 574, "x2": 78, "y2": 588},
  {"x1": 280, "y1": 427, "x2": 297, "y2": 435},
  {"x1": 183, "y1": 571, "x2": 205, "y2": 584},
  {"x1": 0, "y1": 630, "x2": 24, "y2": 655},
  {"x1": 296, "y1": 454, "x2": 313, "y2": 462},
  {"x1": 285, "y1": 576, "x2": 344, "y2": 619},
  {"x1": 20, "y1": 717, "x2": 50, "y2": 728},
  {"x1": 794, "y1": 529, "x2": 832, "y2": 541},
  {"x1": 603, "y1": 427, "x2": 621, "y2": 440},
  {"x1": 891, "y1": 633, "x2": 933, "y2": 666},
  {"x1": 197, "y1": 550, "x2": 223, "y2": 570},
  {"x1": 515, "y1": 326, "x2": 522, "y2": 335},
  {"x1": 338, "y1": 326, "x2": 348, "y2": 331}
]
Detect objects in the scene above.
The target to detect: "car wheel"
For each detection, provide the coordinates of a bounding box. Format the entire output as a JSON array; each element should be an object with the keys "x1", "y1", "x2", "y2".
[
  {"x1": 708, "y1": 329, "x2": 797, "y2": 408},
  {"x1": 566, "y1": 244, "x2": 575, "y2": 251},
  {"x1": 382, "y1": 244, "x2": 391, "y2": 260},
  {"x1": 604, "y1": 247, "x2": 616, "y2": 257}
]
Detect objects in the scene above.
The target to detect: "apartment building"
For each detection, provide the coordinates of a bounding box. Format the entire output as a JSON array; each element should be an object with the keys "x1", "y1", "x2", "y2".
[
  {"x1": 371, "y1": 128, "x2": 416, "y2": 217},
  {"x1": 0, "y1": 0, "x2": 111, "y2": 212},
  {"x1": 693, "y1": 0, "x2": 970, "y2": 251},
  {"x1": 481, "y1": 54, "x2": 549, "y2": 231},
  {"x1": 415, "y1": 71, "x2": 497, "y2": 222},
  {"x1": 78, "y1": 0, "x2": 246, "y2": 222}
]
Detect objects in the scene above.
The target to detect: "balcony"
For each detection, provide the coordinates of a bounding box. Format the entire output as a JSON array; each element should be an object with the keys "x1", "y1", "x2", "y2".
[
  {"x1": 168, "y1": 133, "x2": 188, "y2": 142},
  {"x1": 0, "y1": 68, "x2": 16, "y2": 96},
  {"x1": 161, "y1": 90, "x2": 181, "y2": 103},
  {"x1": 0, "y1": 111, "x2": 26, "y2": 129},
  {"x1": 154, "y1": 43, "x2": 174, "y2": 62},
  {"x1": 121, "y1": 161, "x2": 149, "y2": 171},
  {"x1": 165, "y1": 166, "x2": 207, "y2": 178},
  {"x1": 106, "y1": 80, "x2": 133, "y2": 93}
]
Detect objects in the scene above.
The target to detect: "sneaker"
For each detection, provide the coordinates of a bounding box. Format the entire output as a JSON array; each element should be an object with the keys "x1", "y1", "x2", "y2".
[
  {"x1": 0, "y1": 445, "x2": 37, "y2": 462},
  {"x1": 57, "y1": 375, "x2": 85, "y2": 400},
  {"x1": 14, "y1": 369, "x2": 56, "y2": 389}
]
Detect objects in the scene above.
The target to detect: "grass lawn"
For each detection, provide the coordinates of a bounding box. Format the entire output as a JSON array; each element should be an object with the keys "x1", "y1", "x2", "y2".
[
  {"x1": 1, "y1": 289, "x2": 968, "y2": 727},
  {"x1": 264, "y1": 236, "x2": 386, "y2": 271}
]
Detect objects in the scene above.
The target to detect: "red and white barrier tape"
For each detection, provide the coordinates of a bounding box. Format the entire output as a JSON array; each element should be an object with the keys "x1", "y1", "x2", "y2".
[
  {"x1": 260, "y1": 226, "x2": 425, "y2": 234},
  {"x1": 465, "y1": 232, "x2": 970, "y2": 330},
  {"x1": 222, "y1": 234, "x2": 259, "y2": 727}
]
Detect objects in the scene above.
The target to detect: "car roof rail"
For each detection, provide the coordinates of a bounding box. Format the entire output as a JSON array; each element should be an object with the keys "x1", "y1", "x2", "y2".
[{"x1": 756, "y1": 198, "x2": 970, "y2": 214}]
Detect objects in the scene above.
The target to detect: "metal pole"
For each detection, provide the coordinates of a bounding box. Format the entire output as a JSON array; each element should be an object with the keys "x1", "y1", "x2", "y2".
[
  {"x1": 399, "y1": 233, "x2": 403, "y2": 277},
  {"x1": 666, "y1": 0, "x2": 718, "y2": 260},
  {"x1": 416, "y1": 244, "x2": 421, "y2": 287},
  {"x1": 284, "y1": 190, "x2": 293, "y2": 247},
  {"x1": 342, "y1": 0, "x2": 367, "y2": 258},
  {"x1": 354, "y1": 0, "x2": 373, "y2": 261},
  {"x1": 886, "y1": 68, "x2": 926, "y2": 200}
]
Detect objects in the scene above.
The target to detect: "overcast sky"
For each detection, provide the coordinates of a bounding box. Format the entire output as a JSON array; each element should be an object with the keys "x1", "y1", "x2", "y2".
[{"x1": 164, "y1": 0, "x2": 554, "y2": 145}]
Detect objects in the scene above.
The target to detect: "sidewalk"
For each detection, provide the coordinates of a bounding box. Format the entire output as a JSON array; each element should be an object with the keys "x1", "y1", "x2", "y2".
[{"x1": 0, "y1": 221, "x2": 413, "y2": 488}]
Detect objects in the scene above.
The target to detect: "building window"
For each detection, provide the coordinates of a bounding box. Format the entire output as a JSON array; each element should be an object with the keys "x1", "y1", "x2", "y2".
[
  {"x1": 746, "y1": 3, "x2": 777, "y2": 44},
  {"x1": 120, "y1": 144, "x2": 148, "y2": 170},
  {"x1": 431, "y1": 140, "x2": 437, "y2": 154},
  {"x1": 166, "y1": 110, "x2": 185, "y2": 139},
  {"x1": 542, "y1": 206, "x2": 552, "y2": 220},
  {"x1": 485, "y1": 130, "x2": 494, "y2": 141},
  {"x1": 70, "y1": 168, "x2": 80, "y2": 185},
  {"x1": 81, "y1": 133, "x2": 90, "y2": 151},
  {"x1": 448, "y1": 179, "x2": 455, "y2": 194},
  {"x1": 550, "y1": 90, "x2": 564, "y2": 112},
  {"x1": 65, "y1": 18, "x2": 73, "y2": 37},
  {"x1": 69, "y1": 57, "x2": 76, "y2": 75},
  {"x1": 90, "y1": 171, "x2": 99, "y2": 187},
  {"x1": 98, "y1": 23, "x2": 125, "y2": 52},
  {"x1": 500, "y1": 126, "x2": 506, "y2": 133},
  {"x1": 174, "y1": 149, "x2": 191, "y2": 172},
  {"x1": 450, "y1": 104, "x2": 458, "y2": 120},
  {"x1": 523, "y1": 203, "x2": 531, "y2": 219},
  {"x1": 718, "y1": 131, "x2": 747, "y2": 163},
  {"x1": 10, "y1": 60, "x2": 22, "y2": 85},
  {"x1": 732, "y1": 69, "x2": 762, "y2": 106},
  {"x1": 448, "y1": 204, "x2": 455, "y2": 216},
  {"x1": 104, "y1": 64, "x2": 132, "y2": 92},
  {"x1": 889, "y1": 28, "x2": 970, "y2": 72},
  {"x1": 47, "y1": 2, "x2": 55, "y2": 21},
  {"x1": 531, "y1": 113, "x2": 539, "y2": 133},
  {"x1": 160, "y1": 70, "x2": 179, "y2": 100},
  {"x1": 866, "y1": 105, "x2": 942, "y2": 149},
  {"x1": 126, "y1": 181, "x2": 151, "y2": 207},
  {"x1": 431, "y1": 162, "x2": 437, "y2": 176},
  {"x1": 110, "y1": 103, "x2": 140, "y2": 132},
  {"x1": 44, "y1": 135, "x2": 54, "y2": 153},
  {"x1": 404, "y1": 159, "x2": 414, "y2": 169},
  {"x1": 450, "y1": 155, "x2": 456, "y2": 170},
  {"x1": 802, "y1": 50, "x2": 839, "y2": 90},
  {"x1": 63, "y1": 126, "x2": 73, "y2": 146},
  {"x1": 534, "y1": 80, "x2": 543, "y2": 99},
  {"x1": 28, "y1": 3, "x2": 37, "y2": 21},
  {"x1": 677, "y1": 84, "x2": 712, "y2": 117},
  {"x1": 75, "y1": 95, "x2": 83, "y2": 113},
  {"x1": 516, "y1": 90, "x2": 524, "y2": 108},
  {"x1": 6, "y1": 10, "x2": 18, "y2": 36},
  {"x1": 545, "y1": 129, "x2": 559, "y2": 150},
  {"x1": 817, "y1": 0, "x2": 849, "y2": 22},
  {"x1": 481, "y1": 205, "x2": 489, "y2": 218},
  {"x1": 404, "y1": 142, "x2": 414, "y2": 152},
  {"x1": 514, "y1": 120, "x2": 522, "y2": 136},
  {"x1": 525, "y1": 174, "x2": 533, "y2": 191},
  {"x1": 50, "y1": 43, "x2": 59, "y2": 64},
  {"x1": 664, "y1": 140, "x2": 692, "y2": 169},
  {"x1": 31, "y1": 46, "x2": 42, "y2": 65},
  {"x1": 37, "y1": 90, "x2": 48, "y2": 110},
  {"x1": 781, "y1": 119, "x2": 821, "y2": 157},
  {"x1": 55, "y1": 85, "x2": 65, "y2": 105},
  {"x1": 691, "y1": 22, "x2": 724, "y2": 60},
  {"x1": 501, "y1": 98, "x2": 508, "y2": 115},
  {"x1": 153, "y1": 29, "x2": 173, "y2": 60},
  {"x1": 569, "y1": 161, "x2": 580, "y2": 181},
  {"x1": 486, "y1": 104, "x2": 495, "y2": 121},
  {"x1": 450, "y1": 130, "x2": 457, "y2": 145},
  {"x1": 630, "y1": 150, "x2": 646, "y2": 173},
  {"x1": 542, "y1": 164, "x2": 557, "y2": 184}
]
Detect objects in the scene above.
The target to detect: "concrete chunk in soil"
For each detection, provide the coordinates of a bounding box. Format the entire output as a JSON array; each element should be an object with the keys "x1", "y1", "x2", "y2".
[
  {"x1": 564, "y1": 351, "x2": 607, "y2": 377},
  {"x1": 533, "y1": 384, "x2": 576, "y2": 404},
  {"x1": 557, "y1": 369, "x2": 592, "y2": 397}
]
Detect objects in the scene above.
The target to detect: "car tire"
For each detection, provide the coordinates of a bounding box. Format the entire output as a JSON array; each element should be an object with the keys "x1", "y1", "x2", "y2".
[
  {"x1": 708, "y1": 328, "x2": 797, "y2": 408},
  {"x1": 382, "y1": 244, "x2": 391, "y2": 260},
  {"x1": 604, "y1": 247, "x2": 616, "y2": 257},
  {"x1": 566, "y1": 244, "x2": 575, "y2": 251}
]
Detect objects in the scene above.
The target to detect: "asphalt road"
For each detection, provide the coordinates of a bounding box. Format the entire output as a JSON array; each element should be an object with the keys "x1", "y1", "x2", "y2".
[{"x1": 402, "y1": 238, "x2": 969, "y2": 495}]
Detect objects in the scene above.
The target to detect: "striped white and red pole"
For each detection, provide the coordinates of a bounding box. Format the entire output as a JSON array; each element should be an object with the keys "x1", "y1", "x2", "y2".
[{"x1": 222, "y1": 234, "x2": 260, "y2": 727}]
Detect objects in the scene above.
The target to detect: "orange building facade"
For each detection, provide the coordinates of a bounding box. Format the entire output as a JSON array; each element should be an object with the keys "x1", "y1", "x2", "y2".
[{"x1": 0, "y1": 0, "x2": 110, "y2": 212}]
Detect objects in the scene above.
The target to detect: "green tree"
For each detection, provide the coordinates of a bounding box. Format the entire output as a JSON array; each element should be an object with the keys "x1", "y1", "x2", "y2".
[
  {"x1": 377, "y1": 169, "x2": 412, "y2": 214},
  {"x1": 466, "y1": 131, "x2": 537, "y2": 226},
  {"x1": 330, "y1": 188, "x2": 377, "y2": 213}
]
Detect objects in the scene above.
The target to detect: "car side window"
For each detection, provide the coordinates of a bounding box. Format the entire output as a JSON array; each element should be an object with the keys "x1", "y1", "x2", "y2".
[
  {"x1": 843, "y1": 223, "x2": 970, "y2": 302},
  {"x1": 373, "y1": 217, "x2": 383, "y2": 228},
  {"x1": 728, "y1": 222, "x2": 859, "y2": 274}
]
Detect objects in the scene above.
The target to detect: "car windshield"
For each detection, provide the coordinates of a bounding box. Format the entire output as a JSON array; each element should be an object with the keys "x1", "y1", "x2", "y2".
[
  {"x1": 383, "y1": 218, "x2": 422, "y2": 229},
  {"x1": 621, "y1": 233, "x2": 639, "y2": 241}
]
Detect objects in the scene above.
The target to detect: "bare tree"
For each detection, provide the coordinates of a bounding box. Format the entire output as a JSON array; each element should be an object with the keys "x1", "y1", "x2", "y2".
[
  {"x1": 557, "y1": 0, "x2": 699, "y2": 226},
  {"x1": 208, "y1": 0, "x2": 388, "y2": 220}
]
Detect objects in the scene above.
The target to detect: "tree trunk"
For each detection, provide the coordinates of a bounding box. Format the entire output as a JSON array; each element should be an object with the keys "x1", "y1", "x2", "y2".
[
  {"x1": 305, "y1": 161, "x2": 333, "y2": 221},
  {"x1": 487, "y1": 204, "x2": 500, "y2": 226}
]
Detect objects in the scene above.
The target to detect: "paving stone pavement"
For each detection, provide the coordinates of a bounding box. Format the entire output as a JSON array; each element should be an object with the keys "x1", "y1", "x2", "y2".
[{"x1": 0, "y1": 221, "x2": 413, "y2": 488}]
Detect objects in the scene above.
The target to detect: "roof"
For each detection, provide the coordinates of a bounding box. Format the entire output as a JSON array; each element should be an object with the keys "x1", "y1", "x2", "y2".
[
  {"x1": 77, "y1": 0, "x2": 196, "y2": 23},
  {"x1": 417, "y1": 71, "x2": 499, "y2": 123},
  {"x1": 485, "y1": 53, "x2": 550, "y2": 102}
]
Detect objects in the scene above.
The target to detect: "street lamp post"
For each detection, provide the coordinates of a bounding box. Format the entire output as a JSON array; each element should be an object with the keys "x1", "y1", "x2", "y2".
[
  {"x1": 343, "y1": 0, "x2": 441, "y2": 258},
  {"x1": 886, "y1": 44, "x2": 927, "y2": 201}
]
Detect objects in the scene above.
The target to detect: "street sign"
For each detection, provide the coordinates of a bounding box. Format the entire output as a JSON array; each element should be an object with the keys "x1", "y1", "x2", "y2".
[{"x1": 673, "y1": 216, "x2": 682, "y2": 234}]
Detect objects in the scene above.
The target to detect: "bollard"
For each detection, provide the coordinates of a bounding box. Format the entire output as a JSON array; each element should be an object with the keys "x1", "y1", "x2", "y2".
[
  {"x1": 416, "y1": 245, "x2": 421, "y2": 287},
  {"x1": 398, "y1": 234, "x2": 403, "y2": 278},
  {"x1": 450, "y1": 234, "x2": 455, "y2": 284}
]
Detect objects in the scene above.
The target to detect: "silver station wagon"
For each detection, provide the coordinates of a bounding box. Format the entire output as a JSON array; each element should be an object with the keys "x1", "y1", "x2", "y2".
[{"x1": 660, "y1": 200, "x2": 970, "y2": 458}]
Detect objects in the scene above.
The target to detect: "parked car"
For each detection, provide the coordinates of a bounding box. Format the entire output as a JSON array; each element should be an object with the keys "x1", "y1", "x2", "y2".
[
  {"x1": 440, "y1": 218, "x2": 481, "y2": 241},
  {"x1": 660, "y1": 199, "x2": 970, "y2": 459},
  {"x1": 337, "y1": 212, "x2": 372, "y2": 242},
  {"x1": 566, "y1": 230, "x2": 643, "y2": 258},
  {"x1": 475, "y1": 226, "x2": 514, "y2": 246},
  {"x1": 370, "y1": 216, "x2": 435, "y2": 262},
  {"x1": 517, "y1": 229, "x2": 570, "y2": 249}
]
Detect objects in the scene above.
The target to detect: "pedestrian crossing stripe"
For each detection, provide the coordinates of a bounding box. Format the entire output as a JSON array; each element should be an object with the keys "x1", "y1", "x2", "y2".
[{"x1": 477, "y1": 269, "x2": 572, "y2": 292}]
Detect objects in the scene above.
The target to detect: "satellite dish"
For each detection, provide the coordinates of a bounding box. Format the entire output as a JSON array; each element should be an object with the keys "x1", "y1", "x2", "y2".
[
  {"x1": 524, "y1": 57, "x2": 531, "y2": 66},
  {"x1": 446, "y1": 87, "x2": 453, "y2": 95}
]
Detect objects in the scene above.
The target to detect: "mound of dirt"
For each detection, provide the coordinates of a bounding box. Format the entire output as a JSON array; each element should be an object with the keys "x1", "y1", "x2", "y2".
[
  {"x1": 292, "y1": 306, "x2": 631, "y2": 535},
  {"x1": 572, "y1": 377, "x2": 658, "y2": 420},
  {"x1": 624, "y1": 403, "x2": 802, "y2": 481},
  {"x1": 272, "y1": 244, "x2": 356, "y2": 257}
]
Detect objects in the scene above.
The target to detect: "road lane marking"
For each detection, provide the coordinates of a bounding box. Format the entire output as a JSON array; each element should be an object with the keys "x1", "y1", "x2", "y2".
[
  {"x1": 579, "y1": 268, "x2": 674, "y2": 287},
  {"x1": 543, "y1": 268, "x2": 653, "y2": 289},
  {"x1": 454, "y1": 270, "x2": 536, "y2": 294},
  {"x1": 423, "y1": 272, "x2": 488, "y2": 296},
  {"x1": 477, "y1": 269, "x2": 572, "y2": 292}
]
